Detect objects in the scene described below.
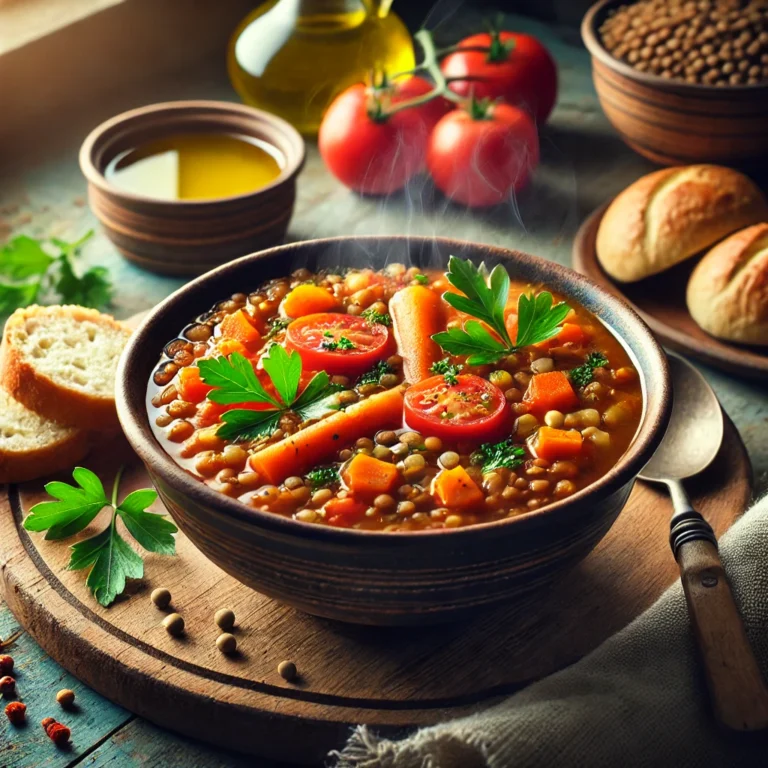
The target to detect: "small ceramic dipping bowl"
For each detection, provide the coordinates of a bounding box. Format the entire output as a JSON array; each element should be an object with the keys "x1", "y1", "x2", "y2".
[
  {"x1": 79, "y1": 101, "x2": 305, "y2": 276},
  {"x1": 116, "y1": 236, "x2": 671, "y2": 626},
  {"x1": 582, "y1": 0, "x2": 768, "y2": 168}
]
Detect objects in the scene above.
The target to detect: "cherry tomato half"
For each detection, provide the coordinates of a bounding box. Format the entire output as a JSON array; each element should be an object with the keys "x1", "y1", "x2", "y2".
[
  {"x1": 441, "y1": 32, "x2": 558, "y2": 124},
  {"x1": 403, "y1": 374, "x2": 509, "y2": 442},
  {"x1": 318, "y1": 76, "x2": 452, "y2": 195},
  {"x1": 427, "y1": 102, "x2": 539, "y2": 207},
  {"x1": 285, "y1": 313, "x2": 392, "y2": 376}
]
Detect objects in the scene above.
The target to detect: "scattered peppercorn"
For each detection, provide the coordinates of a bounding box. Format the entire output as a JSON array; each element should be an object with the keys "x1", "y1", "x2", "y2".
[
  {"x1": 214, "y1": 608, "x2": 236, "y2": 631},
  {"x1": 0, "y1": 675, "x2": 15, "y2": 697},
  {"x1": 278, "y1": 660, "x2": 297, "y2": 682},
  {"x1": 600, "y1": 0, "x2": 768, "y2": 86},
  {"x1": 41, "y1": 717, "x2": 71, "y2": 747},
  {"x1": 0, "y1": 655, "x2": 13, "y2": 675},
  {"x1": 56, "y1": 689, "x2": 75, "y2": 708},
  {"x1": 162, "y1": 613, "x2": 185, "y2": 637},
  {"x1": 216, "y1": 633, "x2": 237, "y2": 655},
  {"x1": 151, "y1": 588, "x2": 172, "y2": 610},
  {"x1": 4, "y1": 701, "x2": 26, "y2": 724}
]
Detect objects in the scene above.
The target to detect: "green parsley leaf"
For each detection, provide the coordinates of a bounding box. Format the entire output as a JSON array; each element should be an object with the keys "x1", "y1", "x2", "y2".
[
  {"x1": 414, "y1": 273, "x2": 429, "y2": 285},
  {"x1": 361, "y1": 307, "x2": 392, "y2": 326},
  {"x1": 357, "y1": 360, "x2": 393, "y2": 387},
  {"x1": 0, "y1": 281, "x2": 41, "y2": 314},
  {"x1": 515, "y1": 292, "x2": 571, "y2": 349},
  {"x1": 430, "y1": 357, "x2": 464, "y2": 385},
  {"x1": 432, "y1": 321, "x2": 507, "y2": 366},
  {"x1": 55, "y1": 256, "x2": 112, "y2": 308},
  {"x1": 569, "y1": 352, "x2": 609, "y2": 388},
  {"x1": 305, "y1": 466, "x2": 340, "y2": 488},
  {"x1": 216, "y1": 409, "x2": 282, "y2": 442},
  {"x1": 292, "y1": 372, "x2": 344, "y2": 421},
  {"x1": 321, "y1": 335, "x2": 355, "y2": 351},
  {"x1": 0, "y1": 235, "x2": 54, "y2": 279},
  {"x1": 198, "y1": 352, "x2": 280, "y2": 407},
  {"x1": 24, "y1": 466, "x2": 176, "y2": 607},
  {"x1": 261, "y1": 343, "x2": 301, "y2": 406},
  {"x1": 266, "y1": 317, "x2": 290, "y2": 338},
  {"x1": 471, "y1": 438, "x2": 526, "y2": 474}
]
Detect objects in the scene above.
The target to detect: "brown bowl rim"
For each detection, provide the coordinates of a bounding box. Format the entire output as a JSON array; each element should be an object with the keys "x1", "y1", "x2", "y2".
[
  {"x1": 581, "y1": 0, "x2": 768, "y2": 95},
  {"x1": 79, "y1": 100, "x2": 306, "y2": 208},
  {"x1": 116, "y1": 235, "x2": 672, "y2": 545}
]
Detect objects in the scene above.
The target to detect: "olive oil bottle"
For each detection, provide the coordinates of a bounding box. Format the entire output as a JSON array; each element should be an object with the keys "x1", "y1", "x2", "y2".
[{"x1": 227, "y1": 0, "x2": 414, "y2": 135}]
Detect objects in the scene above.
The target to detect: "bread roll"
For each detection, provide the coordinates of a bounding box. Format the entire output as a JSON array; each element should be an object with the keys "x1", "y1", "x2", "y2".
[
  {"x1": 687, "y1": 223, "x2": 768, "y2": 346},
  {"x1": 596, "y1": 165, "x2": 768, "y2": 283}
]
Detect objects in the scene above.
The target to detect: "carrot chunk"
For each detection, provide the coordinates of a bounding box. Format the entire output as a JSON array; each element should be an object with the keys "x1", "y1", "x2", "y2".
[
  {"x1": 219, "y1": 310, "x2": 262, "y2": 351},
  {"x1": 177, "y1": 366, "x2": 213, "y2": 404},
  {"x1": 523, "y1": 371, "x2": 579, "y2": 416},
  {"x1": 216, "y1": 338, "x2": 252, "y2": 358},
  {"x1": 390, "y1": 285, "x2": 445, "y2": 383},
  {"x1": 249, "y1": 386, "x2": 405, "y2": 485},
  {"x1": 325, "y1": 497, "x2": 368, "y2": 527},
  {"x1": 532, "y1": 426, "x2": 583, "y2": 462},
  {"x1": 281, "y1": 284, "x2": 339, "y2": 318},
  {"x1": 431, "y1": 465, "x2": 484, "y2": 509},
  {"x1": 342, "y1": 453, "x2": 400, "y2": 499},
  {"x1": 553, "y1": 323, "x2": 588, "y2": 346}
]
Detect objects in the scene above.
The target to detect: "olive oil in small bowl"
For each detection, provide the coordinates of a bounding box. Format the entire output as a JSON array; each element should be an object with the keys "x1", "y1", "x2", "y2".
[{"x1": 80, "y1": 101, "x2": 305, "y2": 275}]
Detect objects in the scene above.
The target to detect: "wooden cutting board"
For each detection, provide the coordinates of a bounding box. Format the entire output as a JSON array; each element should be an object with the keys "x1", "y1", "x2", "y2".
[{"x1": 0, "y1": 415, "x2": 751, "y2": 764}]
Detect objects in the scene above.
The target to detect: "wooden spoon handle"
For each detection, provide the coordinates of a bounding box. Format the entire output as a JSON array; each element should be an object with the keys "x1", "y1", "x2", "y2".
[{"x1": 677, "y1": 537, "x2": 768, "y2": 731}]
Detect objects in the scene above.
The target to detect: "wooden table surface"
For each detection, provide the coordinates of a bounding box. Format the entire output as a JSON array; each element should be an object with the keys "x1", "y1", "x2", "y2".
[{"x1": 1, "y1": 11, "x2": 767, "y2": 768}]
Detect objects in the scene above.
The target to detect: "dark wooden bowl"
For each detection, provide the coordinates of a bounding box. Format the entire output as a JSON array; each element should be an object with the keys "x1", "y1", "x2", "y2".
[
  {"x1": 115, "y1": 237, "x2": 672, "y2": 626},
  {"x1": 582, "y1": 0, "x2": 768, "y2": 168},
  {"x1": 79, "y1": 101, "x2": 305, "y2": 276}
]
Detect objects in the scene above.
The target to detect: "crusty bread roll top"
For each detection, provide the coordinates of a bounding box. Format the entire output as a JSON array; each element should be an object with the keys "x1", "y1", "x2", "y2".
[
  {"x1": 596, "y1": 165, "x2": 768, "y2": 283},
  {"x1": 687, "y1": 223, "x2": 768, "y2": 347}
]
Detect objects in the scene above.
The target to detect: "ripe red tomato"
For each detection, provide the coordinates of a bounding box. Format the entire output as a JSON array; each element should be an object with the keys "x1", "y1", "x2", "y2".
[
  {"x1": 426, "y1": 102, "x2": 539, "y2": 207},
  {"x1": 285, "y1": 313, "x2": 392, "y2": 376},
  {"x1": 441, "y1": 32, "x2": 558, "y2": 124},
  {"x1": 403, "y1": 374, "x2": 509, "y2": 442},
  {"x1": 318, "y1": 76, "x2": 451, "y2": 195}
]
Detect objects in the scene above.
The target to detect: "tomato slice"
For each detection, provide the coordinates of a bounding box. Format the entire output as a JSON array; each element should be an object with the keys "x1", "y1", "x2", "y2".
[
  {"x1": 285, "y1": 313, "x2": 392, "y2": 376},
  {"x1": 403, "y1": 374, "x2": 509, "y2": 442}
]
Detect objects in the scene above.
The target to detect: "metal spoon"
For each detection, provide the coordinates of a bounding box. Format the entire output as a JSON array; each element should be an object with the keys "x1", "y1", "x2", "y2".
[{"x1": 639, "y1": 352, "x2": 768, "y2": 731}]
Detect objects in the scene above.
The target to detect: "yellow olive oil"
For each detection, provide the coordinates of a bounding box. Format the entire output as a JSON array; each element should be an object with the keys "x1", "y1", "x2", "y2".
[
  {"x1": 227, "y1": 0, "x2": 415, "y2": 135},
  {"x1": 105, "y1": 133, "x2": 283, "y2": 201}
]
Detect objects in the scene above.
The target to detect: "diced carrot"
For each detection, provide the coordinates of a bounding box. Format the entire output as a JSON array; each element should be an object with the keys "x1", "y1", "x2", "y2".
[
  {"x1": 390, "y1": 285, "x2": 445, "y2": 383},
  {"x1": 219, "y1": 309, "x2": 262, "y2": 351},
  {"x1": 177, "y1": 366, "x2": 213, "y2": 404},
  {"x1": 281, "y1": 284, "x2": 339, "y2": 318},
  {"x1": 523, "y1": 371, "x2": 579, "y2": 416},
  {"x1": 217, "y1": 338, "x2": 252, "y2": 358},
  {"x1": 531, "y1": 426, "x2": 583, "y2": 462},
  {"x1": 325, "y1": 497, "x2": 368, "y2": 527},
  {"x1": 431, "y1": 465, "x2": 484, "y2": 509},
  {"x1": 249, "y1": 386, "x2": 405, "y2": 485},
  {"x1": 341, "y1": 453, "x2": 400, "y2": 499}
]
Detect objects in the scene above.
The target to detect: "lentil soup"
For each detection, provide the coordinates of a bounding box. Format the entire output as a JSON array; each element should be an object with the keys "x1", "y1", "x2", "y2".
[{"x1": 147, "y1": 261, "x2": 643, "y2": 531}]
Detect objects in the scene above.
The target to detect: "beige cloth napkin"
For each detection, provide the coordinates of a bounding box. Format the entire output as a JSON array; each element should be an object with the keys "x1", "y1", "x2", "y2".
[{"x1": 332, "y1": 495, "x2": 768, "y2": 768}]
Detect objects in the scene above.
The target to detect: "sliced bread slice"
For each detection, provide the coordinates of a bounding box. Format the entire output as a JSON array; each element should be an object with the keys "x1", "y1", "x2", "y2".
[
  {"x1": 0, "y1": 387, "x2": 88, "y2": 483},
  {"x1": 0, "y1": 305, "x2": 132, "y2": 430}
]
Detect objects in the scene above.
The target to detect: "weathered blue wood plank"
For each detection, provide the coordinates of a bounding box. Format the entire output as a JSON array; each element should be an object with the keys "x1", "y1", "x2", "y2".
[{"x1": 1, "y1": 604, "x2": 130, "y2": 768}]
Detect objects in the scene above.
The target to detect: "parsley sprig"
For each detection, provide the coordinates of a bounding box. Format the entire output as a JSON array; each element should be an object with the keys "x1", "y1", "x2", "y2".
[
  {"x1": 198, "y1": 347, "x2": 341, "y2": 442},
  {"x1": 357, "y1": 360, "x2": 394, "y2": 387},
  {"x1": 430, "y1": 357, "x2": 464, "y2": 386},
  {"x1": 361, "y1": 307, "x2": 392, "y2": 326},
  {"x1": 0, "y1": 231, "x2": 112, "y2": 315},
  {"x1": 321, "y1": 334, "x2": 356, "y2": 351},
  {"x1": 23, "y1": 466, "x2": 176, "y2": 607},
  {"x1": 471, "y1": 438, "x2": 527, "y2": 474},
  {"x1": 305, "y1": 466, "x2": 340, "y2": 488},
  {"x1": 431, "y1": 256, "x2": 570, "y2": 366},
  {"x1": 569, "y1": 352, "x2": 609, "y2": 388}
]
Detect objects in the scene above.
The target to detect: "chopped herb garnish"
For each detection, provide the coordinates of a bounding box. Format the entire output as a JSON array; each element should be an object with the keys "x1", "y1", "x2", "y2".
[
  {"x1": 23, "y1": 466, "x2": 176, "y2": 607},
  {"x1": 430, "y1": 357, "x2": 464, "y2": 386},
  {"x1": 471, "y1": 438, "x2": 527, "y2": 474},
  {"x1": 357, "y1": 360, "x2": 393, "y2": 387},
  {"x1": 198, "y1": 347, "x2": 341, "y2": 442},
  {"x1": 414, "y1": 273, "x2": 429, "y2": 285},
  {"x1": 305, "y1": 466, "x2": 340, "y2": 488},
  {"x1": 266, "y1": 317, "x2": 290, "y2": 339},
  {"x1": 361, "y1": 307, "x2": 392, "y2": 326},
  {"x1": 431, "y1": 256, "x2": 570, "y2": 366},
  {"x1": 321, "y1": 335, "x2": 356, "y2": 351},
  {"x1": 569, "y1": 352, "x2": 609, "y2": 388}
]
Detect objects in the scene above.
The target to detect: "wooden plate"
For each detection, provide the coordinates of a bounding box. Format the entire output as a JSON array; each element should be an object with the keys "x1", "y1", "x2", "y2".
[
  {"x1": 573, "y1": 204, "x2": 768, "y2": 380},
  {"x1": 0, "y1": 417, "x2": 751, "y2": 764}
]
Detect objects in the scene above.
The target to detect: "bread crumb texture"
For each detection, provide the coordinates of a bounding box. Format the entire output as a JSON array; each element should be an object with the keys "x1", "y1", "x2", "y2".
[{"x1": 0, "y1": 388, "x2": 78, "y2": 453}]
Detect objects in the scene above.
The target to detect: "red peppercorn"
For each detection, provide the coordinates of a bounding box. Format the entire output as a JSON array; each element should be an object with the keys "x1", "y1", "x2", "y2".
[
  {"x1": 41, "y1": 717, "x2": 71, "y2": 746},
  {"x1": 0, "y1": 655, "x2": 13, "y2": 675},
  {"x1": 5, "y1": 701, "x2": 26, "y2": 724},
  {"x1": 0, "y1": 675, "x2": 15, "y2": 696}
]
